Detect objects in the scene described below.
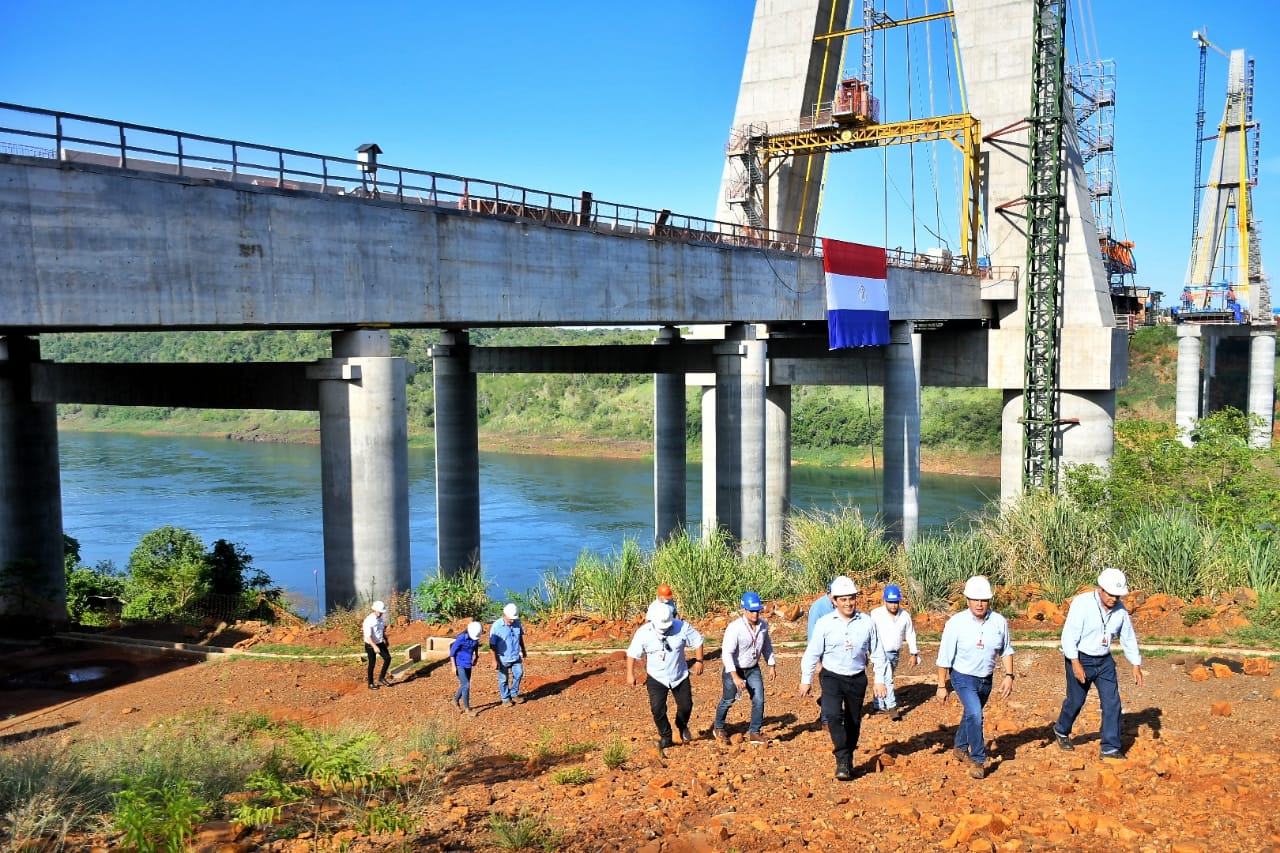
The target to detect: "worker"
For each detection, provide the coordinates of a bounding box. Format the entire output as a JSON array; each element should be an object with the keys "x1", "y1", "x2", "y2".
[
  {"x1": 655, "y1": 583, "x2": 678, "y2": 621},
  {"x1": 490, "y1": 603, "x2": 528, "y2": 707},
  {"x1": 626, "y1": 599, "x2": 705, "y2": 751},
  {"x1": 362, "y1": 600, "x2": 392, "y2": 690},
  {"x1": 712, "y1": 591, "x2": 777, "y2": 744},
  {"x1": 1054, "y1": 567, "x2": 1144, "y2": 760},
  {"x1": 869, "y1": 584, "x2": 920, "y2": 720}
]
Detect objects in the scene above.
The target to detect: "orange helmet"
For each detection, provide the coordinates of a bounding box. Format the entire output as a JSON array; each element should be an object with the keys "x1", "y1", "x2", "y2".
[{"x1": 657, "y1": 584, "x2": 673, "y2": 598}]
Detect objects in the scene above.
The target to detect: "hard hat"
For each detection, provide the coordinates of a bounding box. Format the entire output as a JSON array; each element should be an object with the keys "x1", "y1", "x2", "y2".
[
  {"x1": 646, "y1": 599, "x2": 674, "y2": 630},
  {"x1": 740, "y1": 591, "x2": 764, "y2": 612},
  {"x1": 962, "y1": 576, "x2": 994, "y2": 600},
  {"x1": 883, "y1": 585, "x2": 902, "y2": 603},
  {"x1": 371, "y1": 600, "x2": 387, "y2": 613},
  {"x1": 830, "y1": 576, "x2": 857, "y2": 598},
  {"x1": 466, "y1": 621, "x2": 482, "y2": 640},
  {"x1": 657, "y1": 584, "x2": 673, "y2": 598},
  {"x1": 503, "y1": 603, "x2": 519, "y2": 619},
  {"x1": 1097, "y1": 567, "x2": 1130, "y2": 596}
]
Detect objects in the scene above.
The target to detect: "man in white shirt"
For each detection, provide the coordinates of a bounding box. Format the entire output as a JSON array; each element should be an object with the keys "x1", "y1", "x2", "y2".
[
  {"x1": 1055, "y1": 567, "x2": 1144, "y2": 759},
  {"x1": 799, "y1": 576, "x2": 888, "y2": 781},
  {"x1": 627, "y1": 599, "x2": 705, "y2": 751},
  {"x1": 935, "y1": 576, "x2": 1014, "y2": 779},
  {"x1": 361, "y1": 600, "x2": 391, "y2": 690},
  {"x1": 870, "y1": 584, "x2": 920, "y2": 720},
  {"x1": 712, "y1": 591, "x2": 777, "y2": 744}
]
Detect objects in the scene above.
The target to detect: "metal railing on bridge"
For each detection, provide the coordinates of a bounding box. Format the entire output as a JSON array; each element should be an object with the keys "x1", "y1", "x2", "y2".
[{"x1": 0, "y1": 102, "x2": 1018, "y2": 284}]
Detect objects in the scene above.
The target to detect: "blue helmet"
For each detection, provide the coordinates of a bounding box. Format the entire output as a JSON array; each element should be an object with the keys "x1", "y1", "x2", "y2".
[
  {"x1": 883, "y1": 584, "x2": 902, "y2": 603},
  {"x1": 741, "y1": 591, "x2": 764, "y2": 612}
]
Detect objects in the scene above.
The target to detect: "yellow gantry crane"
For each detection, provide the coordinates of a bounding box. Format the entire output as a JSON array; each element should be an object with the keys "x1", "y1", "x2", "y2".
[{"x1": 724, "y1": 5, "x2": 983, "y2": 269}]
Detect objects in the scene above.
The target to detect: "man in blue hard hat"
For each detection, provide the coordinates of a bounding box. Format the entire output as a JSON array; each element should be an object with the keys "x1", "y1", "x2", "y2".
[
  {"x1": 870, "y1": 584, "x2": 921, "y2": 720},
  {"x1": 712, "y1": 591, "x2": 777, "y2": 745}
]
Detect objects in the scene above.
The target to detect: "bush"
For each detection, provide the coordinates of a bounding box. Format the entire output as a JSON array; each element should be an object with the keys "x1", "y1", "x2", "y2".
[
  {"x1": 788, "y1": 505, "x2": 897, "y2": 591},
  {"x1": 904, "y1": 531, "x2": 994, "y2": 610},
  {"x1": 414, "y1": 567, "x2": 490, "y2": 623},
  {"x1": 980, "y1": 490, "x2": 1111, "y2": 603}
]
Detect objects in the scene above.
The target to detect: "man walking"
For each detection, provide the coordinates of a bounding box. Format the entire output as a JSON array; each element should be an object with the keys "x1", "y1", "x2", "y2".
[
  {"x1": 712, "y1": 591, "x2": 777, "y2": 744},
  {"x1": 1054, "y1": 567, "x2": 1144, "y2": 759},
  {"x1": 936, "y1": 576, "x2": 1015, "y2": 779},
  {"x1": 627, "y1": 599, "x2": 705, "y2": 750},
  {"x1": 490, "y1": 602, "x2": 528, "y2": 707},
  {"x1": 800, "y1": 576, "x2": 887, "y2": 780},
  {"x1": 362, "y1": 600, "x2": 392, "y2": 690},
  {"x1": 870, "y1": 584, "x2": 920, "y2": 720}
]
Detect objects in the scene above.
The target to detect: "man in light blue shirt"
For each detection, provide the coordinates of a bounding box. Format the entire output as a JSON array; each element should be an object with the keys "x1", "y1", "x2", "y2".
[
  {"x1": 935, "y1": 575, "x2": 1014, "y2": 779},
  {"x1": 1055, "y1": 567, "x2": 1144, "y2": 759},
  {"x1": 490, "y1": 602, "x2": 528, "y2": 707},
  {"x1": 712, "y1": 591, "x2": 777, "y2": 743},
  {"x1": 799, "y1": 576, "x2": 888, "y2": 781},
  {"x1": 627, "y1": 599, "x2": 705, "y2": 750}
]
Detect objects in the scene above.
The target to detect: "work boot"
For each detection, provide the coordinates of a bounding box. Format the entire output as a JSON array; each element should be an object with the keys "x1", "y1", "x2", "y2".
[
  {"x1": 969, "y1": 761, "x2": 985, "y2": 779},
  {"x1": 679, "y1": 727, "x2": 694, "y2": 744},
  {"x1": 712, "y1": 727, "x2": 728, "y2": 743},
  {"x1": 367, "y1": 682, "x2": 379, "y2": 690},
  {"x1": 889, "y1": 707, "x2": 903, "y2": 721},
  {"x1": 835, "y1": 759, "x2": 853, "y2": 781},
  {"x1": 379, "y1": 677, "x2": 392, "y2": 687},
  {"x1": 1053, "y1": 728, "x2": 1074, "y2": 751}
]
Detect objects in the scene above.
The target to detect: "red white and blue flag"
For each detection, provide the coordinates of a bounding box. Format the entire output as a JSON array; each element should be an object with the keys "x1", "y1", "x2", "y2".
[{"x1": 823, "y1": 238, "x2": 889, "y2": 348}]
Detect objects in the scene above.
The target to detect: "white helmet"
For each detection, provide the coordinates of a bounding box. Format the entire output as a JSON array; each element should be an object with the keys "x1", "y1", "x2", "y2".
[
  {"x1": 503, "y1": 603, "x2": 519, "y2": 619},
  {"x1": 466, "y1": 621, "x2": 482, "y2": 640},
  {"x1": 371, "y1": 600, "x2": 387, "y2": 613},
  {"x1": 646, "y1": 599, "x2": 674, "y2": 630},
  {"x1": 830, "y1": 576, "x2": 858, "y2": 597},
  {"x1": 1097, "y1": 567, "x2": 1130, "y2": 596},
  {"x1": 962, "y1": 576, "x2": 994, "y2": 600}
]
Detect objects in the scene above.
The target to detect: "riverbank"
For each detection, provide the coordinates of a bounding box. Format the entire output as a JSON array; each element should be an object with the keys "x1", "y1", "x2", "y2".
[{"x1": 56, "y1": 415, "x2": 1002, "y2": 478}]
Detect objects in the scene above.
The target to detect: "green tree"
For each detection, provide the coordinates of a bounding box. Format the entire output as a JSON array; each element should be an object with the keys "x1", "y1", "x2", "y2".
[{"x1": 122, "y1": 527, "x2": 210, "y2": 621}]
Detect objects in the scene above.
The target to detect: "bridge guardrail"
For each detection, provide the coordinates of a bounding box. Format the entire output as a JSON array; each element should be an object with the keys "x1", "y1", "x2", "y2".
[{"x1": 0, "y1": 102, "x2": 826, "y2": 257}]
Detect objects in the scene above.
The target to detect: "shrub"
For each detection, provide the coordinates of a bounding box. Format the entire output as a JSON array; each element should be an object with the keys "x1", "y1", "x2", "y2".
[
  {"x1": 414, "y1": 566, "x2": 490, "y2": 623},
  {"x1": 490, "y1": 810, "x2": 558, "y2": 851},
  {"x1": 111, "y1": 778, "x2": 207, "y2": 853},
  {"x1": 550, "y1": 766, "x2": 593, "y2": 785},
  {"x1": 980, "y1": 490, "x2": 1111, "y2": 603},
  {"x1": 601, "y1": 739, "x2": 629, "y2": 770},
  {"x1": 788, "y1": 505, "x2": 897, "y2": 591},
  {"x1": 575, "y1": 539, "x2": 652, "y2": 621},
  {"x1": 904, "y1": 531, "x2": 994, "y2": 611},
  {"x1": 1118, "y1": 509, "x2": 1212, "y2": 601}
]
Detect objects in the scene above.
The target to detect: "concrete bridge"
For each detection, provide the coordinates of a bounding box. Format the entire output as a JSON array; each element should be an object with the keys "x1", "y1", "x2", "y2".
[{"x1": 0, "y1": 0, "x2": 1132, "y2": 619}]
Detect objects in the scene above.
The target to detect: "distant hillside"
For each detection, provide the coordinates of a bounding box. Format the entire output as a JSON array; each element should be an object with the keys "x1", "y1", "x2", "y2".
[{"x1": 39, "y1": 326, "x2": 1218, "y2": 465}]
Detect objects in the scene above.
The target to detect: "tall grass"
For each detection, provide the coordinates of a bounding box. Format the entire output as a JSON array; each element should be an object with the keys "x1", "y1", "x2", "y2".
[
  {"x1": 904, "y1": 531, "x2": 995, "y2": 610},
  {"x1": 980, "y1": 490, "x2": 1112, "y2": 603},
  {"x1": 1118, "y1": 508, "x2": 1212, "y2": 601},
  {"x1": 650, "y1": 530, "x2": 743, "y2": 618},
  {"x1": 788, "y1": 505, "x2": 897, "y2": 591},
  {"x1": 574, "y1": 539, "x2": 652, "y2": 620}
]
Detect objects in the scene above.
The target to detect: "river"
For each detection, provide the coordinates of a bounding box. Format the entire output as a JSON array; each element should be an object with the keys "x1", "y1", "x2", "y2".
[{"x1": 57, "y1": 431, "x2": 999, "y2": 616}]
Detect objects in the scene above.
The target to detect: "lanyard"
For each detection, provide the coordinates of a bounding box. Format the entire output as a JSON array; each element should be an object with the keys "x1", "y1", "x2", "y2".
[{"x1": 1095, "y1": 593, "x2": 1116, "y2": 642}]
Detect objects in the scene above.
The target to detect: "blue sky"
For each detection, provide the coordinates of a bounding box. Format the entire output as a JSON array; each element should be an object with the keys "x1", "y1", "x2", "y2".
[{"x1": 3, "y1": 0, "x2": 1276, "y2": 297}]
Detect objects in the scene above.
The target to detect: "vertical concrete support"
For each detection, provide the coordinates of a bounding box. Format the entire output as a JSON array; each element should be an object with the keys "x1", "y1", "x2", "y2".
[
  {"x1": 883, "y1": 323, "x2": 921, "y2": 545},
  {"x1": 1248, "y1": 330, "x2": 1277, "y2": 449},
  {"x1": 700, "y1": 386, "x2": 717, "y2": 541},
  {"x1": 0, "y1": 336, "x2": 64, "y2": 623},
  {"x1": 1176, "y1": 329, "x2": 1203, "y2": 446},
  {"x1": 653, "y1": 327, "x2": 687, "y2": 543},
  {"x1": 432, "y1": 330, "x2": 482, "y2": 574},
  {"x1": 765, "y1": 384, "x2": 792, "y2": 556},
  {"x1": 713, "y1": 325, "x2": 767, "y2": 552},
  {"x1": 314, "y1": 330, "x2": 410, "y2": 613}
]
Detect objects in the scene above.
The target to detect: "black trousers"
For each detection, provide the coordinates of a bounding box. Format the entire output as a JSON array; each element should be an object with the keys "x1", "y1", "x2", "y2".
[
  {"x1": 645, "y1": 675, "x2": 693, "y2": 740},
  {"x1": 819, "y1": 669, "x2": 868, "y2": 763},
  {"x1": 365, "y1": 642, "x2": 390, "y2": 683}
]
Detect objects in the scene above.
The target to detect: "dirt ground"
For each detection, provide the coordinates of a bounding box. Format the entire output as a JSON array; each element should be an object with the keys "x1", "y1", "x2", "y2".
[{"x1": 2, "y1": 600, "x2": 1279, "y2": 853}]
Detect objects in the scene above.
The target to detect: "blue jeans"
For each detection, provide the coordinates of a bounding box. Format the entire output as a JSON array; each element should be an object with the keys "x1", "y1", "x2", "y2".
[
  {"x1": 874, "y1": 651, "x2": 901, "y2": 710},
  {"x1": 453, "y1": 665, "x2": 473, "y2": 709},
  {"x1": 1056, "y1": 652, "x2": 1122, "y2": 753},
  {"x1": 714, "y1": 665, "x2": 765, "y2": 733},
  {"x1": 496, "y1": 659, "x2": 523, "y2": 701},
  {"x1": 951, "y1": 671, "x2": 993, "y2": 764}
]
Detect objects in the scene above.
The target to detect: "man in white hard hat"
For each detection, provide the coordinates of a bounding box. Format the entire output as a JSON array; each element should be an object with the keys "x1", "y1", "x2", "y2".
[
  {"x1": 362, "y1": 600, "x2": 392, "y2": 690},
  {"x1": 490, "y1": 602, "x2": 528, "y2": 707},
  {"x1": 1054, "y1": 567, "x2": 1144, "y2": 759},
  {"x1": 935, "y1": 575, "x2": 1014, "y2": 779},
  {"x1": 799, "y1": 575, "x2": 888, "y2": 781},
  {"x1": 627, "y1": 599, "x2": 705, "y2": 751}
]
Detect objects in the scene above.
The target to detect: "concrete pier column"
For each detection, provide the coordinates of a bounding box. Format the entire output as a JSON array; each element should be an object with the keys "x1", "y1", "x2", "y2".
[
  {"x1": 700, "y1": 386, "x2": 717, "y2": 541},
  {"x1": 313, "y1": 330, "x2": 410, "y2": 613},
  {"x1": 1176, "y1": 329, "x2": 1202, "y2": 446},
  {"x1": 653, "y1": 327, "x2": 687, "y2": 544},
  {"x1": 712, "y1": 324, "x2": 767, "y2": 551},
  {"x1": 432, "y1": 330, "x2": 482, "y2": 574},
  {"x1": 883, "y1": 322, "x2": 921, "y2": 545},
  {"x1": 765, "y1": 385, "x2": 792, "y2": 556},
  {"x1": 0, "y1": 336, "x2": 64, "y2": 623},
  {"x1": 1248, "y1": 330, "x2": 1277, "y2": 449}
]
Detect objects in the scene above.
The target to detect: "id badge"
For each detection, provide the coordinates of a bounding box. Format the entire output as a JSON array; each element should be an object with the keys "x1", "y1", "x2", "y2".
[
  {"x1": 975, "y1": 638, "x2": 985, "y2": 649},
  {"x1": 1101, "y1": 634, "x2": 1111, "y2": 648}
]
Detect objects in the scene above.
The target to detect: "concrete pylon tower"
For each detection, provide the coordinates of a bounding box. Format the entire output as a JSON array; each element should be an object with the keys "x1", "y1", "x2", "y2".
[{"x1": 1176, "y1": 47, "x2": 1275, "y2": 448}]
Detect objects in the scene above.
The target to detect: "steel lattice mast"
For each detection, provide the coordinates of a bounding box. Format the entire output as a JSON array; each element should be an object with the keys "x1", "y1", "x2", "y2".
[{"x1": 1021, "y1": 0, "x2": 1069, "y2": 491}]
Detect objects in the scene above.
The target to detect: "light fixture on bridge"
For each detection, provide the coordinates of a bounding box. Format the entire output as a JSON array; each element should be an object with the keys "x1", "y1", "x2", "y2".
[{"x1": 356, "y1": 143, "x2": 382, "y2": 198}]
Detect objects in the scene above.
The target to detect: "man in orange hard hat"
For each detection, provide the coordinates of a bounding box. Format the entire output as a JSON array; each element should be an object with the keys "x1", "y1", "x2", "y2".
[{"x1": 655, "y1": 583, "x2": 678, "y2": 621}]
